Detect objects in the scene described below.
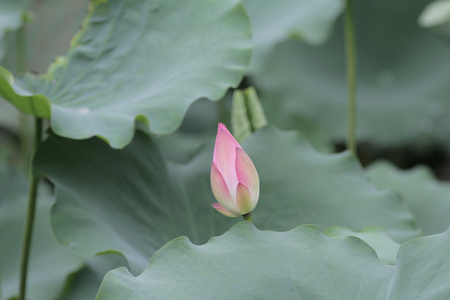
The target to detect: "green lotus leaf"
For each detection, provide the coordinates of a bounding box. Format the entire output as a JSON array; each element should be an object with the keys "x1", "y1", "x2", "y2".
[
  {"x1": 367, "y1": 160, "x2": 450, "y2": 235},
  {"x1": 34, "y1": 126, "x2": 418, "y2": 275},
  {"x1": 325, "y1": 226, "x2": 400, "y2": 265},
  {"x1": 242, "y1": 0, "x2": 344, "y2": 71},
  {"x1": 96, "y1": 222, "x2": 450, "y2": 299},
  {"x1": 0, "y1": 0, "x2": 252, "y2": 148}
]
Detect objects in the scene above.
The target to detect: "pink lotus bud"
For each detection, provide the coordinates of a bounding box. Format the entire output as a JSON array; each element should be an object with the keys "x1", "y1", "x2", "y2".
[{"x1": 210, "y1": 123, "x2": 259, "y2": 217}]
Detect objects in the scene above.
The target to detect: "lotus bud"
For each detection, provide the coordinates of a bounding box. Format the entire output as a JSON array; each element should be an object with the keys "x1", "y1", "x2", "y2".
[{"x1": 210, "y1": 123, "x2": 259, "y2": 217}]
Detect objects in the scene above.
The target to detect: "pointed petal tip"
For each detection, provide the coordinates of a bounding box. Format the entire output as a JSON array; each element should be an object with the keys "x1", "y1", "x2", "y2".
[
  {"x1": 215, "y1": 123, "x2": 241, "y2": 150},
  {"x1": 217, "y1": 123, "x2": 228, "y2": 134},
  {"x1": 213, "y1": 123, "x2": 242, "y2": 170},
  {"x1": 217, "y1": 123, "x2": 234, "y2": 137}
]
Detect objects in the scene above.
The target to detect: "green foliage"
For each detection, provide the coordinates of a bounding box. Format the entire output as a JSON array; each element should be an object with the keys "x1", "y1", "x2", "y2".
[
  {"x1": 96, "y1": 222, "x2": 450, "y2": 299},
  {"x1": 0, "y1": 67, "x2": 51, "y2": 118},
  {"x1": 62, "y1": 254, "x2": 127, "y2": 300},
  {"x1": 325, "y1": 226, "x2": 400, "y2": 265},
  {"x1": 242, "y1": 0, "x2": 345, "y2": 71},
  {"x1": 231, "y1": 87, "x2": 268, "y2": 142},
  {"x1": 244, "y1": 127, "x2": 418, "y2": 242},
  {"x1": 0, "y1": 164, "x2": 83, "y2": 300},
  {"x1": 35, "y1": 130, "x2": 183, "y2": 274},
  {"x1": 252, "y1": 0, "x2": 450, "y2": 149},
  {"x1": 33, "y1": 126, "x2": 418, "y2": 276},
  {"x1": 367, "y1": 161, "x2": 450, "y2": 235},
  {"x1": 0, "y1": 0, "x2": 252, "y2": 148},
  {"x1": 1, "y1": 0, "x2": 450, "y2": 298},
  {"x1": 231, "y1": 90, "x2": 252, "y2": 142}
]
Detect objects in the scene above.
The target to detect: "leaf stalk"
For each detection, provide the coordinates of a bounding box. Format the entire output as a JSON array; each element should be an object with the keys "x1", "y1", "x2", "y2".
[
  {"x1": 344, "y1": 0, "x2": 357, "y2": 155},
  {"x1": 18, "y1": 117, "x2": 43, "y2": 300}
]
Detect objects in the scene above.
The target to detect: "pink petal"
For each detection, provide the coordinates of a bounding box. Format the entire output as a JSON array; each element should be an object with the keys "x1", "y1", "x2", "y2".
[
  {"x1": 211, "y1": 163, "x2": 237, "y2": 213},
  {"x1": 212, "y1": 203, "x2": 240, "y2": 217},
  {"x1": 235, "y1": 147, "x2": 259, "y2": 202},
  {"x1": 212, "y1": 123, "x2": 241, "y2": 188},
  {"x1": 236, "y1": 183, "x2": 254, "y2": 214}
]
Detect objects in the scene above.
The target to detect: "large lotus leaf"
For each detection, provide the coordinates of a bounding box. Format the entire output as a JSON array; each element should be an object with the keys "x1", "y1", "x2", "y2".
[
  {"x1": 34, "y1": 126, "x2": 418, "y2": 275},
  {"x1": 35, "y1": 130, "x2": 186, "y2": 275},
  {"x1": 367, "y1": 161, "x2": 450, "y2": 235},
  {"x1": 325, "y1": 226, "x2": 400, "y2": 265},
  {"x1": 242, "y1": 0, "x2": 344, "y2": 71},
  {"x1": 0, "y1": 164, "x2": 84, "y2": 300},
  {"x1": 96, "y1": 222, "x2": 450, "y2": 300},
  {"x1": 252, "y1": 0, "x2": 450, "y2": 148},
  {"x1": 0, "y1": 0, "x2": 252, "y2": 148},
  {"x1": 248, "y1": 128, "x2": 418, "y2": 240}
]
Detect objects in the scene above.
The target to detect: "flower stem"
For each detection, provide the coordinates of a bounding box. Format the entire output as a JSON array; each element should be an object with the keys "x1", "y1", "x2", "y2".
[
  {"x1": 18, "y1": 117, "x2": 43, "y2": 300},
  {"x1": 344, "y1": 0, "x2": 357, "y2": 155},
  {"x1": 242, "y1": 212, "x2": 253, "y2": 223}
]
